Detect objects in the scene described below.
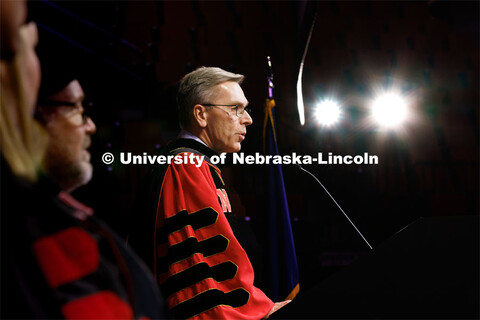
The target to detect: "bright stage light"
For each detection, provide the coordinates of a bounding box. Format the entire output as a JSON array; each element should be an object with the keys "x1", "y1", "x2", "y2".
[
  {"x1": 371, "y1": 93, "x2": 407, "y2": 127},
  {"x1": 314, "y1": 99, "x2": 341, "y2": 126}
]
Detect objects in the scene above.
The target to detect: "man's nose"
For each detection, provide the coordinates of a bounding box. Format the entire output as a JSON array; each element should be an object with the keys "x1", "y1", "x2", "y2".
[
  {"x1": 241, "y1": 109, "x2": 253, "y2": 126},
  {"x1": 84, "y1": 117, "x2": 96, "y2": 134}
]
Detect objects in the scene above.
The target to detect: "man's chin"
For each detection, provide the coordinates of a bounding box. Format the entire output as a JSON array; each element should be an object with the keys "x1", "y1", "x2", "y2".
[
  {"x1": 229, "y1": 144, "x2": 242, "y2": 153},
  {"x1": 82, "y1": 164, "x2": 93, "y2": 183},
  {"x1": 71, "y1": 163, "x2": 93, "y2": 190},
  {"x1": 219, "y1": 143, "x2": 241, "y2": 154}
]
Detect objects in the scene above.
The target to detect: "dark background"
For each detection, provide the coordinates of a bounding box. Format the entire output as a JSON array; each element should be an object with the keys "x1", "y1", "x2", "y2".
[{"x1": 29, "y1": 0, "x2": 478, "y2": 295}]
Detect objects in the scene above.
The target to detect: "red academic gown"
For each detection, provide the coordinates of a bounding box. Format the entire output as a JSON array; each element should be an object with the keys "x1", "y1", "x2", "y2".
[
  {"x1": 1, "y1": 156, "x2": 164, "y2": 319},
  {"x1": 153, "y1": 139, "x2": 274, "y2": 319}
]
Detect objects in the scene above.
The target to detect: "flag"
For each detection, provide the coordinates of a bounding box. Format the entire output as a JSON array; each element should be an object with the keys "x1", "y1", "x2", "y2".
[{"x1": 263, "y1": 98, "x2": 300, "y2": 302}]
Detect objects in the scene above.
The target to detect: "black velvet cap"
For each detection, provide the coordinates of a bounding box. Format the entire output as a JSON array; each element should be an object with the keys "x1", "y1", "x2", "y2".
[{"x1": 36, "y1": 26, "x2": 80, "y2": 100}]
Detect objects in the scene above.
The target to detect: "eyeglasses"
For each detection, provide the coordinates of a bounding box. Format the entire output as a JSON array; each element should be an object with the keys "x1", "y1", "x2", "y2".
[
  {"x1": 36, "y1": 99, "x2": 92, "y2": 125},
  {"x1": 201, "y1": 104, "x2": 251, "y2": 117}
]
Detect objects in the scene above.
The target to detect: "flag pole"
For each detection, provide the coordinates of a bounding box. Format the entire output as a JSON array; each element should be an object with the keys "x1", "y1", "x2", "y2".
[{"x1": 263, "y1": 56, "x2": 300, "y2": 302}]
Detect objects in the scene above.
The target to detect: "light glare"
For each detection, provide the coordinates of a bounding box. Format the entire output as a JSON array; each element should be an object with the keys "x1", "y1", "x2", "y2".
[
  {"x1": 314, "y1": 100, "x2": 341, "y2": 126},
  {"x1": 372, "y1": 93, "x2": 407, "y2": 127}
]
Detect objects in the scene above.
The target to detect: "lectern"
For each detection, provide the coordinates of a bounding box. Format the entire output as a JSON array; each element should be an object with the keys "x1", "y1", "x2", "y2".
[{"x1": 272, "y1": 215, "x2": 479, "y2": 319}]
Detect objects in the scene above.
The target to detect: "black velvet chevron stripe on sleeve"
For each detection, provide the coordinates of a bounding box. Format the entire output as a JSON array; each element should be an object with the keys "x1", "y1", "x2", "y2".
[
  {"x1": 156, "y1": 235, "x2": 229, "y2": 274},
  {"x1": 170, "y1": 288, "x2": 250, "y2": 319},
  {"x1": 156, "y1": 208, "x2": 219, "y2": 243},
  {"x1": 161, "y1": 261, "x2": 238, "y2": 297}
]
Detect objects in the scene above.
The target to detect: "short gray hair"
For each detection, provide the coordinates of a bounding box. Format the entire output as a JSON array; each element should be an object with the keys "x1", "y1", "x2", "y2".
[{"x1": 177, "y1": 67, "x2": 244, "y2": 129}]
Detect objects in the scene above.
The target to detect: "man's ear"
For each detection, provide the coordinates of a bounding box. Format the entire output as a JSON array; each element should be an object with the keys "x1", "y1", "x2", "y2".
[{"x1": 193, "y1": 104, "x2": 208, "y2": 128}]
